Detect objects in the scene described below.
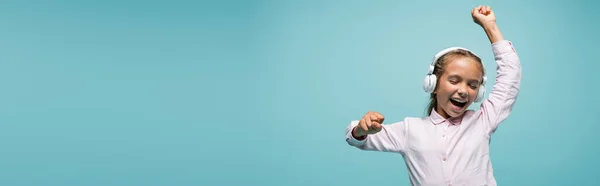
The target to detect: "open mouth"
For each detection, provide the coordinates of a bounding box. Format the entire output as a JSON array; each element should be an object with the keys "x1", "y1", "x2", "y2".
[{"x1": 450, "y1": 98, "x2": 467, "y2": 109}]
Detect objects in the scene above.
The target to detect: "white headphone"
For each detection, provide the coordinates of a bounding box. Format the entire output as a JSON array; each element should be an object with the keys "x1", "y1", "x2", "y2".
[{"x1": 423, "y1": 47, "x2": 487, "y2": 103}]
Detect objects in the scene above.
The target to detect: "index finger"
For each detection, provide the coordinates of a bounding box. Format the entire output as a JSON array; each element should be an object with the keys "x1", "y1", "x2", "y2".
[
  {"x1": 375, "y1": 113, "x2": 385, "y2": 123},
  {"x1": 372, "y1": 112, "x2": 384, "y2": 123}
]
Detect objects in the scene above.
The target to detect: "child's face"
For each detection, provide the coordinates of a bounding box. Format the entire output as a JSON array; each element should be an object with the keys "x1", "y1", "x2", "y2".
[{"x1": 435, "y1": 57, "x2": 483, "y2": 118}]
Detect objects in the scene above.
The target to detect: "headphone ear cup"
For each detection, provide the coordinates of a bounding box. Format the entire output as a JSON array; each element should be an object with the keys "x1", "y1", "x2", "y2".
[
  {"x1": 423, "y1": 74, "x2": 437, "y2": 93},
  {"x1": 475, "y1": 85, "x2": 486, "y2": 102}
]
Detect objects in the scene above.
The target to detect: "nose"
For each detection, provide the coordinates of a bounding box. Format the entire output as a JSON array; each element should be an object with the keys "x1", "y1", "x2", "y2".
[{"x1": 458, "y1": 86, "x2": 468, "y2": 98}]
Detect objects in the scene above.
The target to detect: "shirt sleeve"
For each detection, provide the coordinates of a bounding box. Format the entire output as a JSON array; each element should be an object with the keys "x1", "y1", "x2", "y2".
[
  {"x1": 480, "y1": 40, "x2": 522, "y2": 135},
  {"x1": 344, "y1": 119, "x2": 406, "y2": 153}
]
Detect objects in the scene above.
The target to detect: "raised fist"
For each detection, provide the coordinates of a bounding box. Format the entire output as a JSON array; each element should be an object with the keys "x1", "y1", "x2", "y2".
[{"x1": 472, "y1": 5, "x2": 496, "y2": 28}]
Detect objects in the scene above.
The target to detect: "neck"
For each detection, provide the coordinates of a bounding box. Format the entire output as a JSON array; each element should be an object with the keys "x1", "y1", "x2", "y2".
[{"x1": 435, "y1": 107, "x2": 450, "y2": 119}]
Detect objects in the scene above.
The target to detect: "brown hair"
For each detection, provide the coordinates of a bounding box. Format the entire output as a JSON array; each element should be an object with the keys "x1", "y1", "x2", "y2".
[{"x1": 425, "y1": 49, "x2": 484, "y2": 116}]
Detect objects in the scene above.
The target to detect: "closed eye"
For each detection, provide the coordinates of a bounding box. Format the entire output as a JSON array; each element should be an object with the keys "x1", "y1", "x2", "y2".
[
  {"x1": 448, "y1": 76, "x2": 460, "y2": 84},
  {"x1": 468, "y1": 81, "x2": 481, "y2": 89}
]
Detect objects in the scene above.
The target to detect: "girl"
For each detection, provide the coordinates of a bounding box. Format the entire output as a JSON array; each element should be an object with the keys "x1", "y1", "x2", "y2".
[{"x1": 344, "y1": 6, "x2": 521, "y2": 186}]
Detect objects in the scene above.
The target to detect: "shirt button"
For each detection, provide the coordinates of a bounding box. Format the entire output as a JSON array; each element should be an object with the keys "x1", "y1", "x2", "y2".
[
  {"x1": 442, "y1": 156, "x2": 447, "y2": 161},
  {"x1": 442, "y1": 134, "x2": 445, "y2": 137}
]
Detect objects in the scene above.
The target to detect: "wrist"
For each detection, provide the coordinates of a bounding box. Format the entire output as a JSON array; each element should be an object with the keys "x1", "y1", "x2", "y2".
[
  {"x1": 352, "y1": 126, "x2": 367, "y2": 140},
  {"x1": 481, "y1": 22, "x2": 498, "y2": 31}
]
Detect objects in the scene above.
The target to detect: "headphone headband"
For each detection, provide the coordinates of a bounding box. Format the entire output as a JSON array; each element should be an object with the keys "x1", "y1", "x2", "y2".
[{"x1": 428, "y1": 47, "x2": 481, "y2": 75}]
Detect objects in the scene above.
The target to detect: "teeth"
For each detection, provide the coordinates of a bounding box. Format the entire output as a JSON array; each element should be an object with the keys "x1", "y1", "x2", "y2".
[{"x1": 452, "y1": 98, "x2": 466, "y2": 103}]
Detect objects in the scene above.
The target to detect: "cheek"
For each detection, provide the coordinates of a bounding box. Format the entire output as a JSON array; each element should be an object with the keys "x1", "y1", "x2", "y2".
[
  {"x1": 469, "y1": 89, "x2": 479, "y2": 99},
  {"x1": 437, "y1": 82, "x2": 455, "y2": 92}
]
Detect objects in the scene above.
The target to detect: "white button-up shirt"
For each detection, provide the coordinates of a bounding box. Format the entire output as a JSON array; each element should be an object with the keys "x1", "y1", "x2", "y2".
[{"x1": 345, "y1": 40, "x2": 521, "y2": 186}]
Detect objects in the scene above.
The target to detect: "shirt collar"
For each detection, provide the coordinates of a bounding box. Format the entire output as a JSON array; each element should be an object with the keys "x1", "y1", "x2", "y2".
[{"x1": 429, "y1": 109, "x2": 464, "y2": 125}]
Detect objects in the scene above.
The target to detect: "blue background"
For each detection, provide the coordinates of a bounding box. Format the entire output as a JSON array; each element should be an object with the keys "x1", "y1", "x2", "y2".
[{"x1": 0, "y1": 0, "x2": 598, "y2": 185}]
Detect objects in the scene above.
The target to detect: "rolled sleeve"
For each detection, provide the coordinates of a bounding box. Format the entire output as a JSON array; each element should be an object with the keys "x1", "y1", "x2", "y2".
[{"x1": 492, "y1": 40, "x2": 516, "y2": 56}]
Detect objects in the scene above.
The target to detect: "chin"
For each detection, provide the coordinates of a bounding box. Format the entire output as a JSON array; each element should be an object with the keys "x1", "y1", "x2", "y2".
[{"x1": 447, "y1": 111, "x2": 464, "y2": 118}]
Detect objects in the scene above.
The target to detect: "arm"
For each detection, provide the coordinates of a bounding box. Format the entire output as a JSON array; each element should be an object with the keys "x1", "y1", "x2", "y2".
[
  {"x1": 345, "y1": 120, "x2": 406, "y2": 153},
  {"x1": 473, "y1": 6, "x2": 522, "y2": 134},
  {"x1": 472, "y1": 5, "x2": 504, "y2": 44},
  {"x1": 483, "y1": 24, "x2": 504, "y2": 44}
]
